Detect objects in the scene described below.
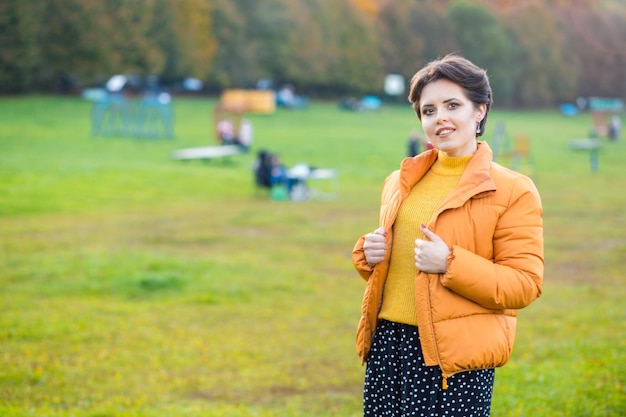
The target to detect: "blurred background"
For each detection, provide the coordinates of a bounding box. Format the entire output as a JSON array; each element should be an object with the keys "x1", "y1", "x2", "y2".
[
  {"x1": 1, "y1": 1, "x2": 625, "y2": 416},
  {"x1": 1, "y1": 0, "x2": 625, "y2": 107}
]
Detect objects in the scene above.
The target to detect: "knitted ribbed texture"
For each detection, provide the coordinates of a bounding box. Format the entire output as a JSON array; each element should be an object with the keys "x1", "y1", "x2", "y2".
[{"x1": 378, "y1": 151, "x2": 473, "y2": 326}]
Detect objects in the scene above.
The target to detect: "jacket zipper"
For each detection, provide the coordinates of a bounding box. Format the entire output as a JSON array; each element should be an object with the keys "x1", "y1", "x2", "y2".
[
  {"x1": 441, "y1": 371, "x2": 460, "y2": 390},
  {"x1": 423, "y1": 272, "x2": 449, "y2": 390},
  {"x1": 424, "y1": 224, "x2": 457, "y2": 391}
]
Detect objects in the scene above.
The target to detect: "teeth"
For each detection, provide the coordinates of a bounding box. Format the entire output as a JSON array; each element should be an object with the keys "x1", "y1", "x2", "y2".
[{"x1": 438, "y1": 129, "x2": 453, "y2": 135}]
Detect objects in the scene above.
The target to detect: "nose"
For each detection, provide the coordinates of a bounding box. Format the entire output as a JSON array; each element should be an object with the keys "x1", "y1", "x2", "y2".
[{"x1": 436, "y1": 108, "x2": 448, "y2": 123}]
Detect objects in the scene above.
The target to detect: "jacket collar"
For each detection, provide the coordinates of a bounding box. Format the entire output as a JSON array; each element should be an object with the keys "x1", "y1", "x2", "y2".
[{"x1": 398, "y1": 141, "x2": 496, "y2": 207}]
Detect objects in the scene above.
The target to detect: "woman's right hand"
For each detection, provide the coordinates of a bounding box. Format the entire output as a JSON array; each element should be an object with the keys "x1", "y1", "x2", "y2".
[{"x1": 363, "y1": 227, "x2": 387, "y2": 266}]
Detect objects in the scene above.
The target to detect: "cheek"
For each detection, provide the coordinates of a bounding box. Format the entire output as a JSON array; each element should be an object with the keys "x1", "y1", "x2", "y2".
[{"x1": 421, "y1": 118, "x2": 434, "y2": 132}]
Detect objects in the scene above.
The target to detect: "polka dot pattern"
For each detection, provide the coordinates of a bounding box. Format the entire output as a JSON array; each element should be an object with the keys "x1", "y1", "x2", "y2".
[{"x1": 364, "y1": 320, "x2": 495, "y2": 416}]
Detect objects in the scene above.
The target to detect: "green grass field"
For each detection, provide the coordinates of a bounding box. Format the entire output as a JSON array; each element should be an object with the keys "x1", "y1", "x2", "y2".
[{"x1": 1, "y1": 96, "x2": 624, "y2": 416}]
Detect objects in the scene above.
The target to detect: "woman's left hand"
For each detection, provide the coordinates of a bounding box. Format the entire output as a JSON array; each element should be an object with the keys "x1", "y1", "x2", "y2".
[{"x1": 414, "y1": 225, "x2": 451, "y2": 274}]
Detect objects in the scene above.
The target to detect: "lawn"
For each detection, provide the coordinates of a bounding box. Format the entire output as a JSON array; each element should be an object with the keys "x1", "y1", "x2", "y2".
[{"x1": 0, "y1": 95, "x2": 624, "y2": 416}]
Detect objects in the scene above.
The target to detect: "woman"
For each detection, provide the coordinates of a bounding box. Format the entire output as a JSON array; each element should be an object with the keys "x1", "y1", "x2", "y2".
[{"x1": 352, "y1": 54, "x2": 544, "y2": 416}]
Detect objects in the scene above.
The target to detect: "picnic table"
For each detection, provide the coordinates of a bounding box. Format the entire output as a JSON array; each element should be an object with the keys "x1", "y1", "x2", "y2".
[
  {"x1": 569, "y1": 138, "x2": 602, "y2": 172},
  {"x1": 306, "y1": 168, "x2": 339, "y2": 200},
  {"x1": 286, "y1": 164, "x2": 339, "y2": 201}
]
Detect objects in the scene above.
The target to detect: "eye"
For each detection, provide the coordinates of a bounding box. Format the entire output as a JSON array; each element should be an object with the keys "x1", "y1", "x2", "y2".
[
  {"x1": 421, "y1": 107, "x2": 434, "y2": 116},
  {"x1": 448, "y1": 102, "x2": 459, "y2": 109}
]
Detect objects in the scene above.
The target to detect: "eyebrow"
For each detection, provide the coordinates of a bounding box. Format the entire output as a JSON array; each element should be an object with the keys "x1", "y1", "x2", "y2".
[{"x1": 420, "y1": 98, "x2": 458, "y2": 109}]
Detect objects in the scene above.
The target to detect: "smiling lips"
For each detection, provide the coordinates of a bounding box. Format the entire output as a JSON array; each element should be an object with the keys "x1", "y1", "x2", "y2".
[{"x1": 436, "y1": 127, "x2": 455, "y2": 136}]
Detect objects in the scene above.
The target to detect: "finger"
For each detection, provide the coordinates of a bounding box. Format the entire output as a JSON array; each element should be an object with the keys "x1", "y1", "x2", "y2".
[
  {"x1": 420, "y1": 224, "x2": 441, "y2": 242},
  {"x1": 365, "y1": 237, "x2": 384, "y2": 248},
  {"x1": 414, "y1": 248, "x2": 424, "y2": 268},
  {"x1": 374, "y1": 227, "x2": 387, "y2": 236},
  {"x1": 368, "y1": 251, "x2": 385, "y2": 262}
]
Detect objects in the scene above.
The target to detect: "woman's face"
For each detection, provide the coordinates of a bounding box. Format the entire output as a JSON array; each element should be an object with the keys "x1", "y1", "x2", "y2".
[{"x1": 418, "y1": 79, "x2": 486, "y2": 157}]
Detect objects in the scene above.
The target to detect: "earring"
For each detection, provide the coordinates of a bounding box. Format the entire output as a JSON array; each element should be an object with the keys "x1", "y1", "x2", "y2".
[{"x1": 476, "y1": 124, "x2": 481, "y2": 134}]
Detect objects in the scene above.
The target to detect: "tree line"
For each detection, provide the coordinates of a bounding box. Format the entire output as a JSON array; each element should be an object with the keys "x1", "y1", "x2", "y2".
[{"x1": 1, "y1": 0, "x2": 625, "y2": 107}]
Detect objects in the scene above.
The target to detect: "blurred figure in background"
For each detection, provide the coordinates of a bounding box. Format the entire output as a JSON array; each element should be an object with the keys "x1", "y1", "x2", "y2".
[
  {"x1": 407, "y1": 129, "x2": 423, "y2": 157},
  {"x1": 217, "y1": 118, "x2": 235, "y2": 145},
  {"x1": 609, "y1": 115, "x2": 621, "y2": 141},
  {"x1": 237, "y1": 119, "x2": 253, "y2": 151},
  {"x1": 269, "y1": 155, "x2": 288, "y2": 187}
]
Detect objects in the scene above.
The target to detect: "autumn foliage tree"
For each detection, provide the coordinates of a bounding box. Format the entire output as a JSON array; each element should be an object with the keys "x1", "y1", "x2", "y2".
[
  {"x1": 0, "y1": 0, "x2": 624, "y2": 107},
  {"x1": 0, "y1": 0, "x2": 215, "y2": 93}
]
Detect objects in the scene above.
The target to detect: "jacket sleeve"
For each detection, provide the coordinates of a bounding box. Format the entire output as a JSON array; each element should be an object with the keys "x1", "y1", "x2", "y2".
[
  {"x1": 352, "y1": 171, "x2": 397, "y2": 282},
  {"x1": 353, "y1": 235, "x2": 374, "y2": 281},
  {"x1": 441, "y1": 177, "x2": 544, "y2": 310}
]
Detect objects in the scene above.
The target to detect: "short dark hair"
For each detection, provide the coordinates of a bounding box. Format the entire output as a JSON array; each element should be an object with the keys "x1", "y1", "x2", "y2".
[{"x1": 408, "y1": 54, "x2": 493, "y2": 137}]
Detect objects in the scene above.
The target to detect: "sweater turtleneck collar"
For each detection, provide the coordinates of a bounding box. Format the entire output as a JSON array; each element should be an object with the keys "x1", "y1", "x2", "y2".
[{"x1": 431, "y1": 150, "x2": 474, "y2": 176}]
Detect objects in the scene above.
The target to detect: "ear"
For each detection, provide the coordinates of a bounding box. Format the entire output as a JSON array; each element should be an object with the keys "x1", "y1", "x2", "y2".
[{"x1": 476, "y1": 103, "x2": 487, "y2": 123}]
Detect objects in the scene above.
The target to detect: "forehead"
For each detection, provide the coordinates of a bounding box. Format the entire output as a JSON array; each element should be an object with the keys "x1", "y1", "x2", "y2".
[{"x1": 420, "y1": 79, "x2": 468, "y2": 105}]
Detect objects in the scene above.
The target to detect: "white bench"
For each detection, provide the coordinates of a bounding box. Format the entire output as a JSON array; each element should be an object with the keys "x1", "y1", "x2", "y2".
[
  {"x1": 171, "y1": 145, "x2": 243, "y2": 161},
  {"x1": 569, "y1": 138, "x2": 602, "y2": 172}
]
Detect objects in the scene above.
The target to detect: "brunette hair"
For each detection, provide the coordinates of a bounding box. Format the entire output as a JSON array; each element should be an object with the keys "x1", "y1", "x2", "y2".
[{"x1": 408, "y1": 54, "x2": 493, "y2": 137}]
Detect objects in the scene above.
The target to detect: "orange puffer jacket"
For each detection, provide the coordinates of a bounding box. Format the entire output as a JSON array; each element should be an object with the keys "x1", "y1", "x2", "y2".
[{"x1": 352, "y1": 141, "x2": 543, "y2": 386}]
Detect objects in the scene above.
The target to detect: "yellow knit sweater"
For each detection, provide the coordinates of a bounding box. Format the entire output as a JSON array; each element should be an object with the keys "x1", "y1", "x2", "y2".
[{"x1": 378, "y1": 151, "x2": 473, "y2": 326}]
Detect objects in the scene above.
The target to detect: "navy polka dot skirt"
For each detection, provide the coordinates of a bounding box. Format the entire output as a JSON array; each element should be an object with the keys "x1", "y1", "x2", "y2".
[{"x1": 364, "y1": 320, "x2": 495, "y2": 417}]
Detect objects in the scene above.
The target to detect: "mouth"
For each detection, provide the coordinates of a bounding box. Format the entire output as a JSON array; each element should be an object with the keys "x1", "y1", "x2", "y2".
[{"x1": 435, "y1": 127, "x2": 455, "y2": 136}]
